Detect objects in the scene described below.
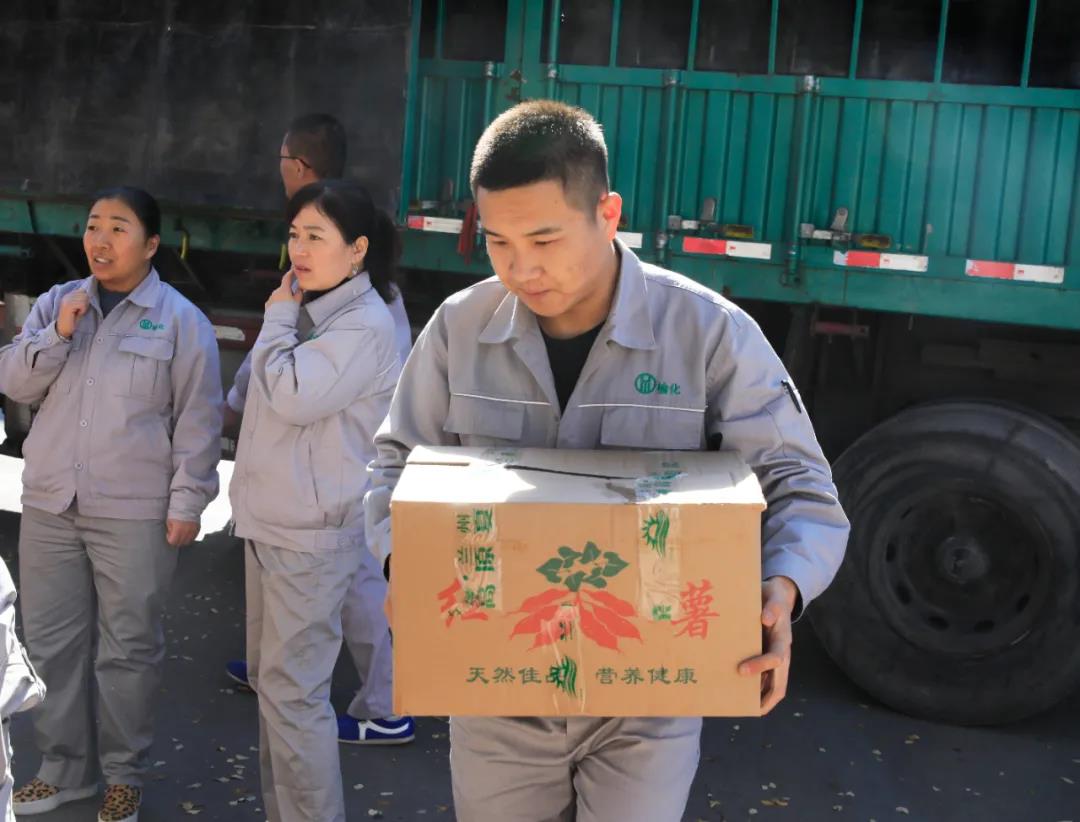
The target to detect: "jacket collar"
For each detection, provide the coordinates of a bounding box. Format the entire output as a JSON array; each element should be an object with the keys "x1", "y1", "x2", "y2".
[
  {"x1": 85, "y1": 266, "x2": 163, "y2": 312},
  {"x1": 304, "y1": 271, "x2": 373, "y2": 327}
]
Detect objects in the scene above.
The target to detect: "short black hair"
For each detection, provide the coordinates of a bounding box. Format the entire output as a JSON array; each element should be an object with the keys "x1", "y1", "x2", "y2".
[
  {"x1": 469, "y1": 100, "x2": 609, "y2": 215},
  {"x1": 286, "y1": 180, "x2": 399, "y2": 304},
  {"x1": 284, "y1": 113, "x2": 347, "y2": 180},
  {"x1": 90, "y1": 186, "x2": 161, "y2": 237}
]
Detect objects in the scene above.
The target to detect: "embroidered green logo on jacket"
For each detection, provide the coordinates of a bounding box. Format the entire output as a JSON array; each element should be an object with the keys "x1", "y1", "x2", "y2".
[
  {"x1": 139, "y1": 319, "x2": 166, "y2": 331},
  {"x1": 634, "y1": 372, "x2": 681, "y2": 396}
]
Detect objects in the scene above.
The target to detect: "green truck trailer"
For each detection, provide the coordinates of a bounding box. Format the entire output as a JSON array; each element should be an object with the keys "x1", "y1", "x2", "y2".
[{"x1": 2, "y1": 0, "x2": 1079, "y2": 725}]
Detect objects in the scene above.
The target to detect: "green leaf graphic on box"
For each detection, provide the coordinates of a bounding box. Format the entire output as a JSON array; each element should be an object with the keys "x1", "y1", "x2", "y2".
[
  {"x1": 580, "y1": 541, "x2": 601, "y2": 563},
  {"x1": 602, "y1": 552, "x2": 628, "y2": 577},
  {"x1": 537, "y1": 558, "x2": 564, "y2": 584},
  {"x1": 535, "y1": 543, "x2": 630, "y2": 591},
  {"x1": 558, "y1": 546, "x2": 581, "y2": 568},
  {"x1": 564, "y1": 571, "x2": 587, "y2": 592},
  {"x1": 584, "y1": 568, "x2": 607, "y2": 589}
]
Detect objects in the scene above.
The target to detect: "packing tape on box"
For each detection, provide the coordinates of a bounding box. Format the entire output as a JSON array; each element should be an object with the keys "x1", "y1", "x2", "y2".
[
  {"x1": 633, "y1": 470, "x2": 687, "y2": 502},
  {"x1": 437, "y1": 506, "x2": 502, "y2": 625},
  {"x1": 637, "y1": 504, "x2": 683, "y2": 624}
]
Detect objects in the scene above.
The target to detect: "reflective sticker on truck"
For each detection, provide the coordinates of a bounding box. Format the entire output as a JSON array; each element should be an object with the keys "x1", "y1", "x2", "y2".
[{"x1": 965, "y1": 260, "x2": 1065, "y2": 285}]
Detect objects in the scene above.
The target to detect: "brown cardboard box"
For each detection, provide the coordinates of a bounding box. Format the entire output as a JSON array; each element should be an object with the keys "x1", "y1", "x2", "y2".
[{"x1": 390, "y1": 446, "x2": 765, "y2": 717}]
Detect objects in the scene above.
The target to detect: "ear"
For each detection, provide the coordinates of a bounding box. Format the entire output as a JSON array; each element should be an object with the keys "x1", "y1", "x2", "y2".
[
  {"x1": 597, "y1": 192, "x2": 623, "y2": 241},
  {"x1": 144, "y1": 234, "x2": 161, "y2": 259},
  {"x1": 351, "y1": 235, "x2": 370, "y2": 269}
]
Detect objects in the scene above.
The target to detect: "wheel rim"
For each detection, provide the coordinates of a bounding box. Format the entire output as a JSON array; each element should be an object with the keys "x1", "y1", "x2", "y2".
[{"x1": 865, "y1": 477, "x2": 1054, "y2": 658}]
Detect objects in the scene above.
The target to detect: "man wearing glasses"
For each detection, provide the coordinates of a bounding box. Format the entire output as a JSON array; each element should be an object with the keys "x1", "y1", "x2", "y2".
[{"x1": 278, "y1": 114, "x2": 337, "y2": 198}]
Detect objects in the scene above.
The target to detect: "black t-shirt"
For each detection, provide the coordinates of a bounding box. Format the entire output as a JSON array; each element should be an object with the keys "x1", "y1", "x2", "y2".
[
  {"x1": 99, "y1": 287, "x2": 130, "y2": 318},
  {"x1": 541, "y1": 321, "x2": 605, "y2": 412}
]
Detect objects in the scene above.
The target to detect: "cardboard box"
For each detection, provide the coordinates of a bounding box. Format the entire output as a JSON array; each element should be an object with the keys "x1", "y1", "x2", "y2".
[{"x1": 390, "y1": 446, "x2": 766, "y2": 717}]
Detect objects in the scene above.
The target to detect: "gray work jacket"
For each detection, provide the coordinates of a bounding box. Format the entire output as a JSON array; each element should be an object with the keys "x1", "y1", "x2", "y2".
[
  {"x1": 0, "y1": 270, "x2": 222, "y2": 521},
  {"x1": 226, "y1": 290, "x2": 412, "y2": 414},
  {"x1": 366, "y1": 242, "x2": 849, "y2": 613},
  {"x1": 230, "y1": 274, "x2": 401, "y2": 552}
]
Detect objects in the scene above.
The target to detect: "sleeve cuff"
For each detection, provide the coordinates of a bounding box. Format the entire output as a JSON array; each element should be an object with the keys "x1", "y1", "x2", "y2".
[
  {"x1": 42, "y1": 321, "x2": 72, "y2": 348},
  {"x1": 763, "y1": 555, "x2": 821, "y2": 622},
  {"x1": 167, "y1": 502, "x2": 203, "y2": 523}
]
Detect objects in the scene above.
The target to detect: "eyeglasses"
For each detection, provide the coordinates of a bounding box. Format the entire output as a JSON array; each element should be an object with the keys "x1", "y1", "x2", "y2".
[{"x1": 279, "y1": 154, "x2": 311, "y2": 169}]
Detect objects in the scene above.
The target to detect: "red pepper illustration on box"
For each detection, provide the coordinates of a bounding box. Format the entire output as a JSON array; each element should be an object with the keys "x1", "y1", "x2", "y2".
[{"x1": 508, "y1": 541, "x2": 641, "y2": 651}]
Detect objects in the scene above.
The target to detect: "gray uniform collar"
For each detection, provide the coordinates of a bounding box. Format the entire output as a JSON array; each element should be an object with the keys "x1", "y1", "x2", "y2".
[
  {"x1": 478, "y1": 239, "x2": 656, "y2": 350},
  {"x1": 85, "y1": 267, "x2": 163, "y2": 312},
  {"x1": 304, "y1": 272, "x2": 373, "y2": 327}
]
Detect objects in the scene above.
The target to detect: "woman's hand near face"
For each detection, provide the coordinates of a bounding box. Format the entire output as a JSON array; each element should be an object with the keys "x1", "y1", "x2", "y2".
[
  {"x1": 56, "y1": 290, "x2": 90, "y2": 339},
  {"x1": 266, "y1": 270, "x2": 302, "y2": 309}
]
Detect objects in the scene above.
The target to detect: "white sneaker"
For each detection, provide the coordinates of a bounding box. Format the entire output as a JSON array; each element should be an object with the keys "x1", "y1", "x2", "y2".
[{"x1": 338, "y1": 713, "x2": 416, "y2": 745}]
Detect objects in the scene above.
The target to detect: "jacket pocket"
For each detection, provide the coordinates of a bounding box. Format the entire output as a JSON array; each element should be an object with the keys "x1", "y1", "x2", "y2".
[
  {"x1": 48, "y1": 332, "x2": 89, "y2": 397},
  {"x1": 116, "y1": 335, "x2": 174, "y2": 398},
  {"x1": 242, "y1": 425, "x2": 324, "y2": 531},
  {"x1": 311, "y1": 444, "x2": 346, "y2": 529},
  {"x1": 443, "y1": 393, "x2": 526, "y2": 444},
  {"x1": 600, "y1": 405, "x2": 703, "y2": 450},
  {"x1": 89, "y1": 415, "x2": 173, "y2": 501}
]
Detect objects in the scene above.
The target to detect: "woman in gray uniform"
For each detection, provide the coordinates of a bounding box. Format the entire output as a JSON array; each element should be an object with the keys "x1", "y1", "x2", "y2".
[
  {"x1": 228, "y1": 180, "x2": 401, "y2": 822},
  {"x1": 0, "y1": 187, "x2": 223, "y2": 822}
]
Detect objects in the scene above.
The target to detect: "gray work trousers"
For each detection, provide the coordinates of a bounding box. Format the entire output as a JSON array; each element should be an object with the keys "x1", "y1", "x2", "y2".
[
  {"x1": 242, "y1": 541, "x2": 392, "y2": 719},
  {"x1": 17, "y1": 505, "x2": 178, "y2": 788},
  {"x1": 450, "y1": 716, "x2": 703, "y2": 822},
  {"x1": 343, "y1": 546, "x2": 393, "y2": 719},
  {"x1": 245, "y1": 540, "x2": 360, "y2": 822}
]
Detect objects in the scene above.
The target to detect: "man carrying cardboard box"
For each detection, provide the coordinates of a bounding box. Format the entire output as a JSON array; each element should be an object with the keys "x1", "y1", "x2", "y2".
[{"x1": 366, "y1": 100, "x2": 850, "y2": 821}]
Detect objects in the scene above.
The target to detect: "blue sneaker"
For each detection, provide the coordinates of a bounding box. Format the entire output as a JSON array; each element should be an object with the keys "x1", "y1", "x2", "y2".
[
  {"x1": 225, "y1": 660, "x2": 253, "y2": 692},
  {"x1": 338, "y1": 714, "x2": 415, "y2": 745}
]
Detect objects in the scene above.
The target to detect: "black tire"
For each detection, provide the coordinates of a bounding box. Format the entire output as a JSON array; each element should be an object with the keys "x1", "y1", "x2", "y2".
[{"x1": 810, "y1": 401, "x2": 1080, "y2": 725}]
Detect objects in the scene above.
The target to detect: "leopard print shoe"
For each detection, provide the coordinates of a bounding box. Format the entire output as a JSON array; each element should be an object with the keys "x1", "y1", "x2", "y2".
[
  {"x1": 13, "y1": 777, "x2": 97, "y2": 815},
  {"x1": 97, "y1": 784, "x2": 142, "y2": 822}
]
